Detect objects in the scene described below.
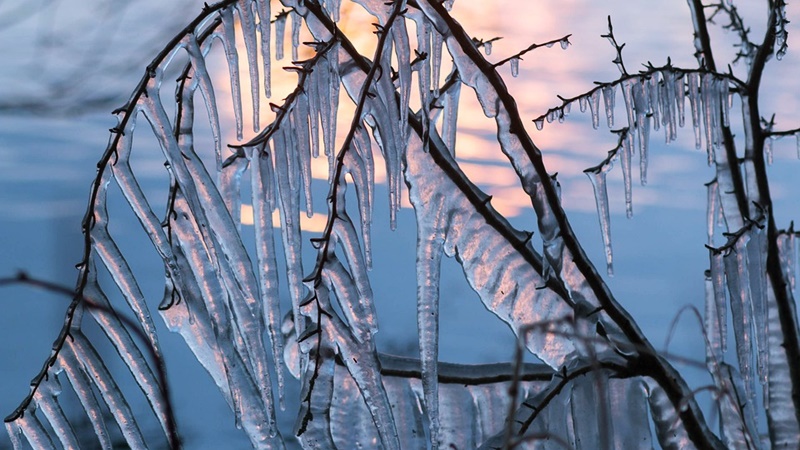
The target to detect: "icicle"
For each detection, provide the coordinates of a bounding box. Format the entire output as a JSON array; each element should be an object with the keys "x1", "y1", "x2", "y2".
[
  {"x1": 621, "y1": 116, "x2": 634, "y2": 218},
  {"x1": 332, "y1": 213, "x2": 376, "y2": 332},
  {"x1": 291, "y1": 98, "x2": 314, "y2": 217},
  {"x1": 687, "y1": 72, "x2": 701, "y2": 150},
  {"x1": 710, "y1": 250, "x2": 728, "y2": 355},
  {"x1": 236, "y1": 0, "x2": 261, "y2": 132},
  {"x1": 586, "y1": 164, "x2": 614, "y2": 275},
  {"x1": 534, "y1": 118, "x2": 544, "y2": 131},
  {"x1": 602, "y1": 84, "x2": 616, "y2": 127},
  {"x1": 764, "y1": 274, "x2": 800, "y2": 445},
  {"x1": 83, "y1": 258, "x2": 174, "y2": 444},
  {"x1": 701, "y1": 74, "x2": 718, "y2": 164},
  {"x1": 621, "y1": 79, "x2": 637, "y2": 136},
  {"x1": 66, "y1": 333, "x2": 148, "y2": 449},
  {"x1": 661, "y1": 70, "x2": 676, "y2": 143},
  {"x1": 746, "y1": 230, "x2": 769, "y2": 387},
  {"x1": 33, "y1": 376, "x2": 79, "y2": 449},
  {"x1": 706, "y1": 180, "x2": 718, "y2": 245},
  {"x1": 705, "y1": 272, "x2": 722, "y2": 363},
  {"x1": 778, "y1": 230, "x2": 797, "y2": 290},
  {"x1": 323, "y1": 315, "x2": 401, "y2": 450},
  {"x1": 415, "y1": 17, "x2": 431, "y2": 138},
  {"x1": 675, "y1": 72, "x2": 686, "y2": 128},
  {"x1": 256, "y1": 0, "x2": 272, "y2": 97},
  {"x1": 271, "y1": 129, "x2": 306, "y2": 328},
  {"x1": 59, "y1": 349, "x2": 112, "y2": 449},
  {"x1": 720, "y1": 78, "x2": 730, "y2": 127},
  {"x1": 647, "y1": 72, "x2": 660, "y2": 131},
  {"x1": 724, "y1": 235, "x2": 757, "y2": 404},
  {"x1": 645, "y1": 378, "x2": 695, "y2": 449},
  {"x1": 248, "y1": 146, "x2": 286, "y2": 407},
  {"x1": 5, "y1": 422, "x2": 25, "y2": 450},
  {"x1": 632, "y1": 81, "x2": 650, "y2": 185},
  {"x1": 416, "y1": 193, "x2": 449, "y2": 449},
  {"x1": 393, "y1": 18, "x2": 411, "y2": 147},
  {"x1": 352, "y1": 124, "x2": 375, "y2": 265},
  {"x1": 17, "y1": 411, "x2": 55, "y2": 450},
  {"x1": 510, "y1": 56, "x2": 520, "y2": 77},
  {"x1": 589, "y1": 89, "x2": 601, "y2": 129},
  {"x1": 275, "y1": 11, "x2": 288, "y2": 61},
  {"x1": 766, "y1": 136, "x2": 774, "y2": 165},
  {"x1": 185, "y1": 34, "x2": 223, "y2": 169},
  {"x1": 290, "y1": 10, "x2": 301, "y2": 61},
  {"x1": 431, "y1": 29, "x2": 443, "y2": 97},
  {"x1": 306, "y1": 75, "x2": 321, "y2": 159},
  {"x1": 483, "y1": 40, "x2": 492, "y2": 55},
  {"x1": 220, "y1": 6, "x2": 244, "y2": 140},
  {"x1": 796, "y1": 134, "x2": 800, "y2": 160},
  {"x1": 442, "y1": 79, "x2": 461, "y2": 154}
]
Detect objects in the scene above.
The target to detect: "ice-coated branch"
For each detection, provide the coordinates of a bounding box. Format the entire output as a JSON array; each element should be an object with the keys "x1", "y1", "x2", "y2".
[
  {"x1": 0, "y1": 273, "x2": 178, "y2": 448},
  {"x1": 491, "y1": 34, "x2": 572, "y2": 75},
  {"x1": 411, "y1": 1, "x2": 724, "y2": 447}
]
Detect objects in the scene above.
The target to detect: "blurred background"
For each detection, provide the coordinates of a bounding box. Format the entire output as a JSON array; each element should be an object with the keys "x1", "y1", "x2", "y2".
[{"x1": 1, "y1": 0, "x2": 799, "y2": 447}]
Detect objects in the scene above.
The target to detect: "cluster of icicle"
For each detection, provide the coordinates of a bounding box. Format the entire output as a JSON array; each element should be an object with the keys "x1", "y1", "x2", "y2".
[
  {"x1": 10, "y1": 0, "x2": 796, "y2": 449},
  {"x1": 536, "y1": 68, "x2": 733, "y2": 276}
]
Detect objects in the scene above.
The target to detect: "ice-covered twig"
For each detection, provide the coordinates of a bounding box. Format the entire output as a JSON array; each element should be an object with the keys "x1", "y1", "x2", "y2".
[{"x1": 0, "y1": 273, "x2": 178, "y2": 448}]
